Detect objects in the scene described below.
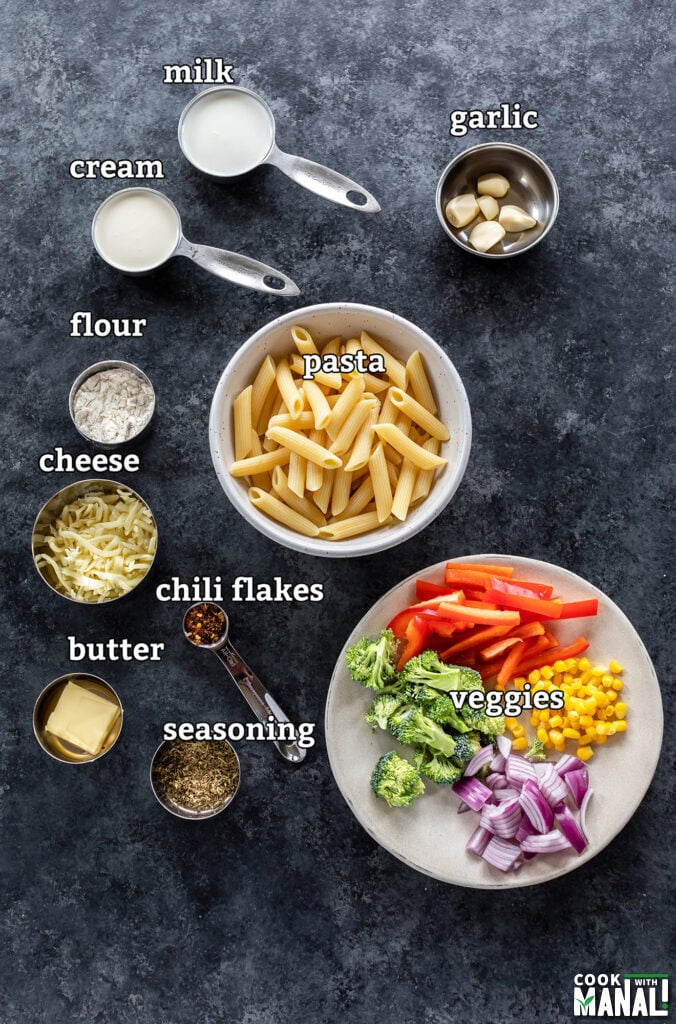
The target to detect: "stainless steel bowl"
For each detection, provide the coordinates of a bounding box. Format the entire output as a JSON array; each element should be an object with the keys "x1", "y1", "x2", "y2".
[
  {"x1": 69, "y1": 359, "x2": 156, "y2": 449},
  {"x1": 33, "y1": 672, "x2": 123, "y2": 764},
  {"x1": 31, "y1": 478, "x2": 158, "y2": 605},
  {"x1": 150, "y1": 738, "x2": 241, "y2": 820},
  {"x1": 435, "y1": 143, "x2": 559, "y2": 258}
]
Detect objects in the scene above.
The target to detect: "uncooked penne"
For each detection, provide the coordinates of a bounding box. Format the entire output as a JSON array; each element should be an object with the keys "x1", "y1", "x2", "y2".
[
  {"x1": 373, "y1": 424, "x2": 447, "y2": 470},
  {"x1": 329, "y1": 398, "x2": 377, "y2": 456},
  {"x1": 249, "y1": 430, "x2": 271, "y2": 489},
  {"x1": 319, "y1": 509, "x2": 390, "y2": 540},
  {"x1": 230, "y1": 449, "x2": 291, "y2": 477},
  {"x1": 368, "y1": 442, "x2": 393, "y2": 523},
  {"x1": 344, "y1": 402, "x2": 378, "y2": 472},
  {"x1": 332, "y1": 477, "x2": 374, "y2": 521},
  {"x1": 268, "y1": 411, "x2": 316, "y2": 431},
  {"x1": 388, "y1": 387, "x2": 450, "y2": 441},
  {"x1": 255, "y1": 377, "x2": 281, "y2": 435},
  {"x1": 391, "y1": 458, "x2": 417, "y2": 521},
  {"x1": 313, "y1": 468, "x2": 335, "y2": 514},
  {"x1": 271, "y1": 467, "x2": 326, "y2": 527},
  {"x1": 248, "y1": 488, "x2": 320, "y2": 537},
  {"x1": 361, "y1": 331, "x2": 407, "y2": 389},
  {"x1": 251, "y1": 355, "x2": 277, "y2": 423},
  {"x1": 411, "y1": 438, "x2": 440, "y2": 502},
  {"x1": 233, "y1": 385, "x2": 253, "y2": 461},
  {"x1": 289, "y1": 354, "x2": 342, "y2": 390},
  {"x1": 306, "y1": 430, "x2": 325, "y2": 491},
  {"x1": 276, "y1": 358, "x2": 304, "y2": 419},
  {"x1": 265, "y1": 426, "x2": 343, "y2": 469},
  {"x1": 288, "y1": 452, "x2": 306, "y2": 497},
  {"x1": 406, "y1": 350, "x2": 437, "y2": 415},
  {"x1": 320, "y1": 335, "x2": 342, "y2": 357},
  {"x1": 326, "y1": 376, "x2": 365, "y2": 439},
  {"x1": 303, "y1": 379, "x2": 332, "y2": 430},
  {"x1": 331, "y1": 468, "x2": 352, "y2": 517},
  {"x1": 291, "y1": 325, "x2": 318, "y2": 356}
]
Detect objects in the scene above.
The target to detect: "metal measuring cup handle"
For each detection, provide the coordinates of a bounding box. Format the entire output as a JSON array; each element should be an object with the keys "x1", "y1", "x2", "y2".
[
  {"x1": 267, "y1": 148, "x2": 381, "y2": 213},
  {"x1": 175, "y1": 237, "x2": 300, "y2": 296},
  {"x1": 213, "y1": 640, "x2": 307, "y2": 763}
]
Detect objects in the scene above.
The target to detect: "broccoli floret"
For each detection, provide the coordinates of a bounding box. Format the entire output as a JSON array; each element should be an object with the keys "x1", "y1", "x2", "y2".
[
  {"x1": 345, "y1": 630, "x2": 398, "y2": 691},
  {"x1": 370, "y1": 751, "x2": 425, "y2": 807},
  {"x1": 424, "y1": 694, "x2": 471, "y2": 733},
  {"x1": 399, "y1": 650, "x2": 463, "y2": 692},
  {"x1": 389, "y1": 708, "x2": 456, "y2": 758},
  {"x1": 456, "y1": 666, "x2": 484, "y2": 691},
  {"x1": 450, "y1": 731, "x2": 482, "y2": 768},
  {"x1": 461, "y1": 705, "x2": 506, "y2": 738},
  {"x1": 405, "y1": 681, "x2": 442, "y2": 704},
  {"x1": 413, "y1": 747, "x2": 463, "y2": 785},
  {"x1": 524, "y1": 737, "x2": 547, "y2": 761},
  {"x1": 365, "y1": 693, "x2": 403, "y2": 731}
]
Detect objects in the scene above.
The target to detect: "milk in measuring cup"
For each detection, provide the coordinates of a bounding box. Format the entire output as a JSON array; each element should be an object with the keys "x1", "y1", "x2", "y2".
[
  {"x1": 94, "y1": 191, "x2": 180, "y2": 272},
  {"x1": 180, "y1": 91, "x2": 274, "y2": 176}
]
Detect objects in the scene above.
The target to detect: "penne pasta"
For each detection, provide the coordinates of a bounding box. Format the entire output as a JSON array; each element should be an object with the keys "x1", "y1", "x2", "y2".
[
  {"x1": 411, "y1": 438, "x2": 440, "y2": 502},
  {"x1": 306, "y1": 430, "x2": 325, "y2": 492},
  {"x1": 320, "y1": 335, "x2": 342, "y2": 357},
  {"x1": 391, "y1": 458, "x2": 417, "y2": 521},
  {"x1": 344, "y1": 402, "x2": 378, "y2": 472},
  {"x1": 368, "y1": 442, "x2": 393, "y2": 523},
  {"x1": 361, "y1": 331, "x2": 407, "y2": 389},
  {"x1": 388, "y1": 387, "x2": 450, "y2": 441},
  {"x1": 385, "y1": 457, "x2": 400, "y2": 489},
  {"x1": 326, "y1": 376, "x2": 365, "y2": 439},
  {"x1": 331, "y1": 468, "x2": 353, "y2": 517},
  {"x1": 313, "y1": 468, "x2": 335, "y2": 514},
  {"x1": 249, "y1": 430, "x2": 271, "y2": 489},
  {"x1": 319, "y1": 509, "x2": 390, "y2": 540},
  {"x1": 265, "y1": 425, "x2": 343, "y2": 469},
  {"x1": 406, "y1": 350, "x2": 437, "y2": 414},
  {"x1": 289, "y1": 354, "x2": 342, "y2": 390},
  {"x1": 332, "y1": 476, "x2": 374, "y2": 521},
  {"x1": 233, "y1": 385, "x2": 253, "y2": 461},
  {"x1": 287, "y1": 452, "x2": 306, "y2": 497},
  {"x1": 303, "y1": 379, "x2": 332, "y2": 430},
  {"x1": 248, "y1": 488, "x2": 320, "y2": 537},
  {"x1": 268, "y1": 411, "x2": 316, "y2": 431},
  {"x1": 255, "y1": 379, "x2": 281, "y2": 435},
  {"x1": 372, "y1": 424, "x2": 447, "y2": 470},
  {"x1": 377, "y1": 391, "x2": 399, "y2": 426},
  {"x1": 251, "y1": 356, "x2": 277, "y2": 423},
  {"x1": 329, "y1": 398, "x2": 377, "y2": 456},
  {"x1": 230, "y1": 449, "x2": 291, "y2": 477},
  {"x1": 291, "y1": 325, "x2": 318, "y2": 356},
  {"x1": 271, "y1": 467, "x2": 326, "y2": 527},
  {"x1": 276, "y1": 358, "x2": 304, "y2": 419}
]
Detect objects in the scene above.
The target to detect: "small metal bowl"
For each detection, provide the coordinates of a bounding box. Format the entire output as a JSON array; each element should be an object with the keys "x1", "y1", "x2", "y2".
[
  {"x1": 150, "y1": 738, "x2": 241, "y2": 820},
  {"x1": 33, "y1": 672, "x2": 123, "y2": 764},
  {"x1": 69, "y1": 359, "x2": 156, "y2": 449},
  {"x1": 32, "y1": 478, "x2": 158, "y2": 605},
  {"x1": 435, "y1": 143, "x2": 559, "y2": 258}
]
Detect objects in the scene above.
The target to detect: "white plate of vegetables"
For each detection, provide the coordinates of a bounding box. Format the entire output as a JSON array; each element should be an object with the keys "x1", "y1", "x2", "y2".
[{"x1": 325, "y1": 555, "x2": 663, "y2": 887}]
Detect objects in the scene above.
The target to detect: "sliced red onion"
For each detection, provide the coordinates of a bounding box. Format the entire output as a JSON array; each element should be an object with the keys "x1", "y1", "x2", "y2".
[
  {"x1": 539, "y1": 764, "x2": 569, "y2": 807},
  {"x1": 452, "y1": 777, "x2": 491, "y2": 811},
  {"x1": 555, "y1": 753, "x2": 585, "y2": 777},
  {"x1": 482, "y1": 798, "x2": 522, "y2": 839},
  {"x1": 505, "y1": 754, "x2": 537, "y2": 787},
  {"x1": 580, "y1": 788, "x2": 593, "y2": 842},
  {"x1": 565, "y1": 767, "x2": 590, "y2": 808},
  {"x1": 489, "y1": 753, "x2": 506, "y2": 772},
  {"x1": 515, "y1": 816, "x2": 538, "y2": 843},
  {"x1": 466, "y1": 825, "x2": 492, "y2": 856},
  {"x1": 464, "y1": 744, "x2": 495, "y2": 777},
  {"x1": 492, "y1": 787, "x2": 521, "y2": 802},
  {"x1": 521, "y1": 830, "x2": 572, "y2": 853},
  {"x1": 485, "y1": 772, "x2": 509, "y2": 791},
  {"x1": 519, "y1": 779, "x2": 554, "y2": 833},
  {"x1": 497, "y1": 735, "x2": 512, "y2": 759},
  {"x1": 481, "y1": 835, "x2": 522, "y2": 871},
  {"x1": 555, "y1": 804, "x2": 587, "y2": 854},
  {"x1": 456, "y1": 801, "x2": 470, "y2": 814}
]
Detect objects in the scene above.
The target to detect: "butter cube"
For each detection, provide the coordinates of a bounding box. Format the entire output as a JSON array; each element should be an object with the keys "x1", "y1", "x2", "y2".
[{"x1": 46, "y1": 681, "x2": 120, "y2": 755}]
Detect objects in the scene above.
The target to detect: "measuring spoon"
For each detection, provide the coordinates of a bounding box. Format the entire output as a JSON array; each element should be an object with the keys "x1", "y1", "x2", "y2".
[
  {"x1": 178, "y1": 85, "x2": 381, "y2": 214},
  {"x1": 92, "y1": 187, "x2": 300, "y2": 296},
  {"x1": 183, "y1": 603, "x2": 306, "y2": 764}
]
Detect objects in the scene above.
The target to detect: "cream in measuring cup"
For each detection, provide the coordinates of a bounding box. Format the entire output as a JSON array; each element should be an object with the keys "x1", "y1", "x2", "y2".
[
  {"x1": 91, "y1": 187, "x2": 300, "y2": 295},
  {"x1": 178, "y1": 85, "x2": 381, "y2": 213}
]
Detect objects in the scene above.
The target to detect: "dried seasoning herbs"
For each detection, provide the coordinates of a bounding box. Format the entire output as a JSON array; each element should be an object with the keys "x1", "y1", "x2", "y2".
[
  {"x1": 184, "y1": 603, "x2": 227, "y2": 646},
  {"x1": 153, "y1": 740, "x2": 239, "y2": 813}
]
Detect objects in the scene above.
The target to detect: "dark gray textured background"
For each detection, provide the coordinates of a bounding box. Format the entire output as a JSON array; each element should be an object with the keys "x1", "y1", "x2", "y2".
[{"x1": 1, "y1": 0, "x2": 674, "y2": 1022}]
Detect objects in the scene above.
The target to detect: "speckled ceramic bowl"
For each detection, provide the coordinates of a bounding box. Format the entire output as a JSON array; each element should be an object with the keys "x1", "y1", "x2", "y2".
[{"x1": 210, "y1": 303, "x2": 472, "y2": 557}]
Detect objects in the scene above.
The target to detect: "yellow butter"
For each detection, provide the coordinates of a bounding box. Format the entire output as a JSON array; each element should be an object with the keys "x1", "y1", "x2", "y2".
[{"x1": 46, "y1": 681, "x2": 120, "y2": 755}]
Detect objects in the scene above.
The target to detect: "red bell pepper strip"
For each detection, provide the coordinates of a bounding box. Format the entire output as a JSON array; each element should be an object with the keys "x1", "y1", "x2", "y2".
[
  {"x1": 396, "y1": 616, "x2": 430, "y2": 671},
  {"x1": 557, "y1": 598, "x2": 599, "y2": 619},
  {"x1": 438, "y1": 623, "x2": 513, "y2": 660},
  {"x1": 506, "y1": 621, "x2": 546, "y2": 640},
  {"x1": 438, "y1": 603, "x2": 521, "y2": 627},
  {"x1": 496, "y1": 640, "x2": 527, "y2": 686},
  {"x1": 415, "y1": 580, "x2": 459, "y2": 602},
  {"x1": 448, "y1": 563, "x2": 515, "y2": 578},
  {"x1": 480, "y1": 636, "x2": 523, "y2": 661},
  {"x1": 416, "y1": 609, "x2": 457, "y2": 638},
  {"x1": 509, "y1": 637, "x2": 590, "y2": 677},
  {"x1": 484, "y1": 588, "x2": 564, "y2": 619},
  {"x1": 489, "y1": 576, "x2": 554, "y2": 599},
  {"x1": 444, "y1": 567, "x2": 495, "y2": 589},
  {"x1": 387, "y1": 591, "x2": 463, "y2": 637}
]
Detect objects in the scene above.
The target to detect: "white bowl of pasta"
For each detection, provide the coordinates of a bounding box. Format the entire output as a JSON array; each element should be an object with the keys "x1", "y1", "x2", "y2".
[{"x1": 209, "y1": 303, "x2": 472, "y2": 557}]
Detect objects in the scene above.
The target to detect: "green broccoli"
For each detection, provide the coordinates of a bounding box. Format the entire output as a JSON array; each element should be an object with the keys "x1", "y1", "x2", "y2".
[
  {"x1": 388, "y1": 708, "x2": 456, "y2": 758},
  {"x1": 450, "y1": 731, "x2": 482, "y2": 768},
  {"x1": 404, "y1": 681, "x2": 443, "y2": 705},
  {"x1": 413, "y1": 747, "x2": 463, "y2": 785},
  {"x1": 345, "y1": 629, "x2": 398, "y2": 691},
  {"x1": 400, "y1": 651, "x2": 484, "y2": 694},
  {"x1": 364, "y1": 693, "x2": 403, "y2": 731},
  {"x1": 460, "y1": 705, "x2": 506, "y2": 738},
  {"x1": 370, "y1": 751, "x2": 425, "y2": 807},
  {"x1": 524, "y1": 737, "x2": 547, "y2": 761}
]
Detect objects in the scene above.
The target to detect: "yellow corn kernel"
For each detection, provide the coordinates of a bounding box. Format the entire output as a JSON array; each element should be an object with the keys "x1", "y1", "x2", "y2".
[
  {"x1": 506, "y1": 718, "x2": 520, "y2": 733},
  {"x1": 604, "y1": 705, "x2": 615, "y2": 718},
  {"x1": 563, "y1": 673, "x2": 574, "y2": 687},
  {"x1": 577, "y1": 746, "x2": 593, "y2": 761},
  {"x1": 513, "y1": 677, "x2": 525, "y2": 691},
  {"x1": 540, "y1": 665, "x2": 554, "y2": 680},
  {"x1": 591, "y1": 665, "x2": 605, "y2": 677},
  {"x1": 551, "y1": 660, "x2": 565, "y2": 673},
  {"x1": 580, "y1": 670, "x2": 593, "y2": 685},
  {"x1": 614, "y1": 702, "x2": 627, "y2": 719},
  {"x1": 595, "y1": 722, "x2": 610, "y2": 735},
  {"x1": 579, "y1": 715, "x2": 594, "y2": 728},
  {"x1": 595, "y1": 734, "x2": 607, "y2": 744},
  {"x1": 512, "y1": 724, "x2": 525, "y2": 738},
  {"x1": 528, "y1": 670, "x2": 541, "y2": 684},
  {"x1": 583, "y1": 699, "x2": 597, "y2": 714},
  {"x1": 548, "y1": 715, "x2": 563, "y2": 729},
  {"x1": 512, "y1": 737, "x2": 528, "y2": 750},
  {"x1": 611, "y1": 678, "x2": 623, "y2": 691},
  {"x1": 601, "y1": 674, "x2": 614, "y2": 687},
  {"x1": 566, "y1": 658, "x2": 578, "y2": 672},
  {"x1": 554, "y1": 740, "x2": 566, "y2": 752},
  {"x1": 539, "y1": 710, "x2": 550, "y2": 723},
  {"x1": 595, "y1": 708, "x2": 607, "y2": 721},
  {"x1": 529, "y1": 712, "x2": 540, "y2": 727},
  {"x1": 578, "y1": 657, "x2": 590, "y2": 672},
  {"x1": 605, "y1": 690, "x2": 618, "y2": 702},
  {"x1": 537, "y1": 726, "x2": 549, "y2": 745},
  {"x1": 595, "y1": 693, "x2": 609, "y2": 708},
  {"x1": 577, "y1": 734, "x2": 593, "y2": 746},
  {"x1": 585, "y1": 726, "x2": 597, "y2": 738},
  {"x1": 614, "y1": 720, "x2": 627, "y2": 732},
  {"x1": 609, "y1": 660, "x2": 623, "y2": 674},
  {"x1": 563, "y1": 727, "x2": 581, "y2": 740},
  {"x1": 549, "y1": 729, "x2": 564, "y2": 744},
  {"x1": 567, "y1": 710, "x2": 580, "y2": 724},
  {"x1": 606, "y1": 725, "x2": 616, "y2": 736},
  {"x1": 552, "y1": 673, "x2": 564, "y2": 686},
  {"x1": 514, "y1": 676, "x2": 526, "y2": 688}
]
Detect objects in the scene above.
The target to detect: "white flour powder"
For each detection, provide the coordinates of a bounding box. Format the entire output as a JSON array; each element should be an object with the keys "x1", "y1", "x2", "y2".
[{"x1": 72, "y1": 367, "x2": 155, "y2": 443}]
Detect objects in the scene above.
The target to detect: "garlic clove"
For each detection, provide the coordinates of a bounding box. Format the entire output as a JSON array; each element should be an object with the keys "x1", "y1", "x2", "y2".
[
  {"x1": 468, "y1": 221, "x2": 506, "y2": 253},
  {"x1": 445, "y1": 193, "x2": 480, "y2": 228},
  {"x1": 477, "y1": 195, "x2": 499, "y2": 220},
  {"x1": 477, "y1": 173, "x2": 510, "y2": 198},
  {"x1": 498, "y1": 204, "x2": 538, "y2": 232}
]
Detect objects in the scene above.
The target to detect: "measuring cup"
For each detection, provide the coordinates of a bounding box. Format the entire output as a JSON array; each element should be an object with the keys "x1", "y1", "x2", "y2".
[
  {"x1": 182, "y1": 603, "x2": 307, "y2": 764},
  {"x1": 178, "y1": 85, "x2": 381, "y2": 213},
  {"x1": 92, "y1": 187, "x2": 300, "y2": 296}
]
